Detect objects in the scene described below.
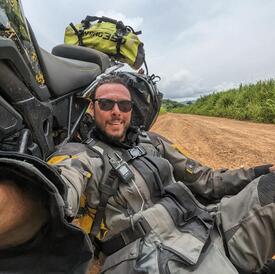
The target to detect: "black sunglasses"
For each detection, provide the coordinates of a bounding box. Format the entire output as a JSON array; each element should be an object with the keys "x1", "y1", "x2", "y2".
[{"x1": 93, "y1": 98, "x2": 133, "y2": 112}]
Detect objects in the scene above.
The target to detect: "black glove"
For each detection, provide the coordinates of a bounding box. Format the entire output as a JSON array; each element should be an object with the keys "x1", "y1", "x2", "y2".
[
  {"x1": 254, "y1": 164, "x2": 273, "y2": 177},
  {"x1": 253, "y1": 257, "x2": 275, "y2": 274}
]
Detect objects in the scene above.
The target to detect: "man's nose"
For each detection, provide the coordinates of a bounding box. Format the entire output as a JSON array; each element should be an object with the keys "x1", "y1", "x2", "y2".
[{"x1": 111, "y1": 102, "x2": 121, "y2": 114}]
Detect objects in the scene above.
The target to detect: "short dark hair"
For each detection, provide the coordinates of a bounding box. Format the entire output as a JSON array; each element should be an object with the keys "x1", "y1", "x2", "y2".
[{"x1": 91, "y1": 74, "x2": 130, "y2": 101}]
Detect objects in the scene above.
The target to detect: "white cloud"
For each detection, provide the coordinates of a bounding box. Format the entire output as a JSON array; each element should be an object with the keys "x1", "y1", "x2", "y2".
[
  {"x1": 22, "y1": 0, "x2": 275, "y2": 100},
  {"x1": 213, "y1": 82, "x2": 239, "y2": 92},
  {"x1": 151, "y1": 0, "x2": 275, "y2": 99},
  {"x1": 159, "y1": 69, "x2": 207, "y2": 98}
]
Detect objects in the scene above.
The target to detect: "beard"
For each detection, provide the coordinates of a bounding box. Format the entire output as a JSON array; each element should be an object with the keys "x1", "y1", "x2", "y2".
[
  {"x1": 104, "y1": 127, "x2": 126, "y2": 142},
  {"x1": 94, "y1": 118, "x2": 130, "y2": 143}
]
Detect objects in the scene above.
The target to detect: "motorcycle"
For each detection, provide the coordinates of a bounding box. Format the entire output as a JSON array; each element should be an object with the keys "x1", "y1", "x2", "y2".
[
  {"x1": 0, "y1": 0, "x2": 129, "y2": 160},
  {"x1": 0, "y1": 0, "x2": 162, "y2": 160}
]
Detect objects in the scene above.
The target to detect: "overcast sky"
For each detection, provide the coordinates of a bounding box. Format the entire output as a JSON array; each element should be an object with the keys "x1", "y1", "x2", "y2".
[{"x1": 22, "y1": 0, "x2": 275, "y2": 100}]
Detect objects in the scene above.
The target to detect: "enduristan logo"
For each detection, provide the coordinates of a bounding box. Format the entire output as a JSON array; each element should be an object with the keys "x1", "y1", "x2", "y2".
[{"x1": 83, "y1": 30, "x2": 126, "y2": 44}]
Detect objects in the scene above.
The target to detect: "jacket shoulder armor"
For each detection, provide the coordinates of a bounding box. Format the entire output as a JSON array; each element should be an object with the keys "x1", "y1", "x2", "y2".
[
  {"x1": 147, "y1": 131, "x2": 172, "y2": 145},
  {"x1": 138, "y1": 131, "x2": 162, "y2": 157},
  {"x1": 51, "y1": 142, "x2": 99, "y2": 158}
]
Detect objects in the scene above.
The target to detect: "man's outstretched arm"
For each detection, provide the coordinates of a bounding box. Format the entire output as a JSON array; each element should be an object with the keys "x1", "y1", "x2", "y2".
[{"x1": 150, "y1": 132, "x2": 274, "y2": 200}]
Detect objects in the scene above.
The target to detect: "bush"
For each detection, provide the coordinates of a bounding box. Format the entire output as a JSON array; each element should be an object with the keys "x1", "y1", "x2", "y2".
[{"x1": 164, "y1": 79, "x2": 275, "y2": 124}]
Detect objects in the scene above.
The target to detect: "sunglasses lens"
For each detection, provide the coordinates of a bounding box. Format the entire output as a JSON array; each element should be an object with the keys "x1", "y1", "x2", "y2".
[
  {"x1": 118, "y1": 101, "x2": 132, "y2": 112},
  {"x1": 98, "y1": 99, "x2": 115, "y2": 111},
  {"x1": 96, "y1": 99, "x2": 132, "y2": 112}
]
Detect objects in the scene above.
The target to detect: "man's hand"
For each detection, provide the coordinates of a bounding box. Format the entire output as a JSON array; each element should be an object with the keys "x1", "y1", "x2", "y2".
[
  {"x1": 269, "y1": 165, "x2": 275, "y2": 173},
  {"x1": 0, "y1": 180, "x2": 48, "y2": 249}
]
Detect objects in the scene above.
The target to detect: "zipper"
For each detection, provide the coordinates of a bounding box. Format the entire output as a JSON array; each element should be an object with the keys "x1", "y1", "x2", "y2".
[
  {"x1": 156, "y1": 241, "x2": 164, "y2": 274},
  {"x1": 156, "y1": 242, "x2": 164, "y2": 252},
  {"x1": 156, "y1": 241, "x2": 194, "y2": 267},
  {"x1": 161, "y1": 244, "x2": 194, "y2": 265}
]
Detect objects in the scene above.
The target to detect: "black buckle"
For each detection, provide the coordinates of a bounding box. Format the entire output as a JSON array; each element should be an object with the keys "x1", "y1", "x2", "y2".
[
  {"x1": 128, "y1": 146, "x2": 146, "y2": 159},
  {"x1": 121, "y1": 218, "x2": 150, "y2": 245},
  {"x1": 135, "y1": 219, "x2": 149, "y2": 236},
  {"x1": 98, "y1": 218, "x2": 151, "y2": 256}
]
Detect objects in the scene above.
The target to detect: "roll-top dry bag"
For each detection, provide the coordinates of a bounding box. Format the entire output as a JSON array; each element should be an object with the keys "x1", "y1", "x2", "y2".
[{"x1": 64, "y1": 16, "x2": 145, "y2": 70}]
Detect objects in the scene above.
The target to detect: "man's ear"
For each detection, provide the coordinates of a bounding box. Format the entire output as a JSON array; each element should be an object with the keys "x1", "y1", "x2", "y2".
[{"x1": 87, "y1": 102, "x2": 95, "y2": 119}]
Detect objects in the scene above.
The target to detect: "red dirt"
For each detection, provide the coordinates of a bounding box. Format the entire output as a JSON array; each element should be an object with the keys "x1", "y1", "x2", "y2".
[{"x1": 152, "y1": 113, "x2": 275, "y2": 169}]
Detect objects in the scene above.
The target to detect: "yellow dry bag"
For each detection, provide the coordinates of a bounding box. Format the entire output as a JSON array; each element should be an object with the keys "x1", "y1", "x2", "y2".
[{"x1": 64, "y1": 16, "x2": 145, "y2": 70}]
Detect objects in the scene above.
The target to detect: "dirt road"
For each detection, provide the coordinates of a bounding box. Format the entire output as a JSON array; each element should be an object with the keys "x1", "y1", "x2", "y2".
[{"x1": 152, "y1": 113, "x2": 275, "y2": 169}]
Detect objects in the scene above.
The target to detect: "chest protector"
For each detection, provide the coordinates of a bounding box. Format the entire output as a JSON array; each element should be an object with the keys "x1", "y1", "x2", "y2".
[{"x1": 84, "y1": 132, "x2": 213, "y2": 259}]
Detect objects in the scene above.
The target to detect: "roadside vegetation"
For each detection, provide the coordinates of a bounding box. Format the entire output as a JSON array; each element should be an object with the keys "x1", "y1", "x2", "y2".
[
  {"x1": 162, "y1": 79, "x2": 275, "y2": 123},
  {"x1": 160, "y1": 99, "x2": 188, "y2": 114},
  {"x1": 159, "y1": 106, "x2": 167, "y2": 114}
]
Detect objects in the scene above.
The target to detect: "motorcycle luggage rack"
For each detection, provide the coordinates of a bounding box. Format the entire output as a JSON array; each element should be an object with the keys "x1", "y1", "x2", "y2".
[{"x1": 60, "y1": 94, "x2": 88, "y2": 146}]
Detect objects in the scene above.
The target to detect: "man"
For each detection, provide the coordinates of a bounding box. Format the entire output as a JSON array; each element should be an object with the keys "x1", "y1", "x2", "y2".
[
  {"x1": 1, "y1": 74, "x2": 274, "y2": 274},
  {"x1": 48, "y1": 74, "x2": 275, "y2": 274}
]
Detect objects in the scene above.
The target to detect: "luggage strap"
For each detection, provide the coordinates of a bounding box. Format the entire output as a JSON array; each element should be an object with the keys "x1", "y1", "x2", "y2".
[
  {"x1": 81, "y1": 15, "x2": 142, "y2": 58},
  {"x1": 69, "y1": 23, "x2": 84, "y2": 46},
  {"x1": 96, "y1": 217, "x2": 151, "y2": 256}
]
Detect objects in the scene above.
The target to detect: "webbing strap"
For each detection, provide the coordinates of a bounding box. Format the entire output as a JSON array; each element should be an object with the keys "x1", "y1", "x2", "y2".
[
  {"x1": 115, "y1": 36, "x2": 123, "y2": 58},
  {"x1": 82, "y1": 16, "x2": 141, "y2": 35},
  {"x1": 90, "y1": 169, "x2": 119, "y2": 237},
  {"x1": 83, "y1": 15, "x2": 118, "y2": 25},
  {"x1": 97, "y1": 217, "x2": 151, "y2": 256},
  {"x1": 85, "y1": 136, "x2": 153, "y2": 238},
  {"x1": 122, "y1": 145, "x2": 146, "y2": 162},
  {"x1": 139, "y1": 157, "x2": 165, "y2": 195},
  {"x1": 69, "y1": 23, "x2": 84, "y2": 46}
]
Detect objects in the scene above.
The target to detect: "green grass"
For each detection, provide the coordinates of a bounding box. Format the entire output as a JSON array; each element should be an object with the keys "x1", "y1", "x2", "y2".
[
  {"x1": 159, "y1": 106, "x2": 167, "y2": 114},
  {"x1": 165, "y1": 79, "x2": 275, "y2": 123}
]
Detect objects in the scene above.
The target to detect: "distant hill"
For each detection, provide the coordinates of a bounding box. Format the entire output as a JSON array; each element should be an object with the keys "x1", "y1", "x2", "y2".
[
  {"x1": 161, "y1": 99, "x2": 186, "y2": 111},
  {"x1": 162, "y1": 79, "x2": 275, "y2": 123}
]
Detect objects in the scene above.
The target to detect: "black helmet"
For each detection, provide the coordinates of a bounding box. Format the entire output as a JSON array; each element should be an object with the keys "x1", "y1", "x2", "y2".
[{"x1": 118, "y1": 71, "x2": 163, "y2": 130}]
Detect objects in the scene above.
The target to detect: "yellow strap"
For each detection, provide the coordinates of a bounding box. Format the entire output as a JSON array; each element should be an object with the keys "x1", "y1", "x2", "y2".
[
  {"x1": 77, "y1": 194, "x2": 109, "y2": 240},
  {"x1": 78, "y1": 214, "x2": 94, "y2": 234},
  {"x1": 48, "y1": 155, "x2": 70, "y2": 164},
  {"x1": 48, "y1": 155, "x2": 92, "y2": 178}
]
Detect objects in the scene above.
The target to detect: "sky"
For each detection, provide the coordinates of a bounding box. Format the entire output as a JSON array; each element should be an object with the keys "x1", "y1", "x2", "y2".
[{"x1": 22, "y1": 0, "x2": 275, "y2": 101}]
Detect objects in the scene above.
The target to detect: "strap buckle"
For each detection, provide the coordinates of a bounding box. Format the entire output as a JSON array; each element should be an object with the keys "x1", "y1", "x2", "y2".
[
  {"x1": 98, "y1": 217, "x2": 151, "y2": 255},
  {"x1": 128, "y1": 146, "x2": 146, "y2": 159},
  {"x1": 121, "y1": 217, "x2": 150, "y2": 245}
]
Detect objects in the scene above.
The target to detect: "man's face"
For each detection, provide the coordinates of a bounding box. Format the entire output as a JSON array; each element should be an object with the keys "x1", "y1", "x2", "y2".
[{"x1": 90, "y1": 83, "x2": 132, "y2": 142}]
